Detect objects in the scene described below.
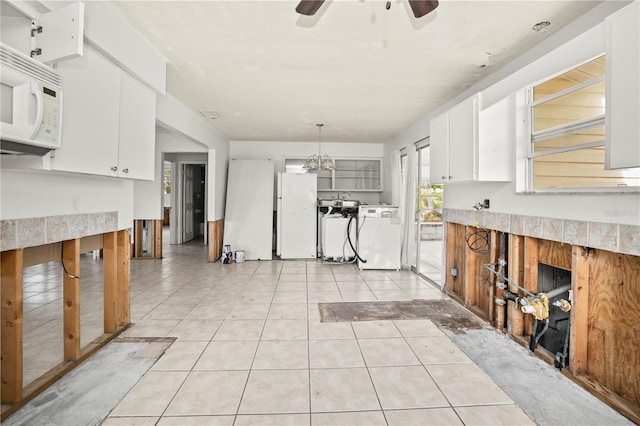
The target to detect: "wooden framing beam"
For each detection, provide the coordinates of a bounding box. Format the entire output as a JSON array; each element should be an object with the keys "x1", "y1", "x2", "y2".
[
  {"x1": 570, "y1": 245, "x2": 590, "y2": 375},
  {"x1": 488, "y1": 230, "x2": 498, "y2": 323},
  {"x1": 464, "y1": 226, "x2": 477, "y2": 307},
  {"x1": 445, "y1": 222, "x2": 457, "y2": 295},
  {"x1": 153, "y1": 219, "x2": 163, "y2": 258},
  {"x1": 117, "y1": 230, "x2": 130, "y2": 327},
  {"x1": 103, "y1": 232, "x2": 118, "y2": 333},
  {"x1": 507, "y1": 234, "x2": 525, "y2": 336},
  {"x1": 62, "y1": 239, "x2": 81, "y2": 361},
  {"x1": 1, "y1": 249, "x2": 24, "y2": 403},
  {"x1": 523, "y1": 237, "x2": 539, "y2": 337},
  {"x1": 133, "y1": 220, "x2": 143, "y2": 258}
]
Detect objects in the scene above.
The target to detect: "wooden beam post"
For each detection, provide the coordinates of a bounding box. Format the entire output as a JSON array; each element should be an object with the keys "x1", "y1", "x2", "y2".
[
  {"x1": 445, "y1": 222, "x2": 457, "y2": 295},
  {"x1": 1, "y1": 249, "x2": 24, "y2": 403},
  {"x1": 153, "y1": 220, "x2": 163, "y2": 258},
  {"x1": 103, "y1": 232, "x2": 118, "y2": 333},
  {"x1": 133, "y1": 220, "x2": 143, "y2": 258},
  {"x1": 570, "y1": 245, "x2": 590, "y2": 375},
  {"x1": 464, "y1": 226, "x2": 477, "y2": 307},
  {"x1": 488, "y1": 230, "x2": 498, "y2": 323},
  {"x1": 523, "y1": 237, "x2": 539, "y2": 337},
  {"x1": 63, "y1": 239, "x2": 81, "y2": 361},
  {"x1": 507, "y1": 234, "x2": 525, "y2": 336},
  {"x1": 117, "y1": 230, "x2": 130, "y2": 327}
]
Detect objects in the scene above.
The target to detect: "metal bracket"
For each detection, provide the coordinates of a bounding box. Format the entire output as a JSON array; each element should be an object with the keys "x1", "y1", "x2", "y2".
[
  {"x1": 31, "y1": 25, "x2": 43, "y2": 37},
  {"x1": 30, "y1": 48, "x2": 42, "y2": 58}
]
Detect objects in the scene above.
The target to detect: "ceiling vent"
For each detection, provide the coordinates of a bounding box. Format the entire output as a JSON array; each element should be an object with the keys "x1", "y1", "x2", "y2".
[{"x1": 199, "y1": 109, "x2": 220, "y2": 120}]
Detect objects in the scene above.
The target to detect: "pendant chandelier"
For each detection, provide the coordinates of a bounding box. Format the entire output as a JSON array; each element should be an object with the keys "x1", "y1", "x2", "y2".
[{"x1": 303, "y1": 123, "x2": 335, "y2": 171}]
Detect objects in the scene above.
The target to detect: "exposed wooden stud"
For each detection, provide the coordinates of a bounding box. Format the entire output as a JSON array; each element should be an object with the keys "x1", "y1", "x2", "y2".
[
  {"x1": 524, "y1": 237, "x2": 539, "y2": 337},
  {"x1": 464, "y1": 226, "x2": 477, "y2": 307},
  {"x1": 133, "y1": 220, "x2": 143, "y2": 258},
  {"x1": 1, "y1": 249, "x2": 24, "y2": 404},
  {"x1": 488, "y1": 230, "x2": 498, "y2": 323},
  {"x1": 570, "y1": 245, "x2": 589, "y2": 376},
  {"x1": 445, "y1": 222, "x2": 457, "y2": 296},
  {"x1": 62, "y1": 239, "x2": 81, "y2": 361},
  {"x1": 103, "y1": 232, "x2": 118, "y2": 333},
  {"x1": 507, "y1": 234, "x2": 525, "y2": 336},
  {"x1": 153, "y1": 219, "x2": 163, "y2": 258},
  {"x1": 117, "y1": 230, "x2": 131, "y2": 326}
]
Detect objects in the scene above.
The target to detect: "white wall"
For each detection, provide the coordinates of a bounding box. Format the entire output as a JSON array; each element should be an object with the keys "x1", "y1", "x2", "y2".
[
  {"x1": 0, "y1": 169, "x2": 134, "y2": 230},
  {"x1": 133, "y1": 137, "x2": 163, "y2": 220},
  {"x1": 383, "y1": 1, "x2": 640, "y2": 226},
  {"x1": 230, "y1": 140, "x2": 385, "y2": 205}
]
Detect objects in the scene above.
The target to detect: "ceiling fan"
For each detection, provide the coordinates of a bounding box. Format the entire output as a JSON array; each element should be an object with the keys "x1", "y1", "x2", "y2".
[{"x1": 295, "y1": 0, "x2": 439, "y2": 18}]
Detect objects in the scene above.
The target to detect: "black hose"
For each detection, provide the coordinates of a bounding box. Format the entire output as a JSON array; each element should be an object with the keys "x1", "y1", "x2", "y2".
[{"x1": 347, "y1": 214, "x2": 366, "y2": 264}]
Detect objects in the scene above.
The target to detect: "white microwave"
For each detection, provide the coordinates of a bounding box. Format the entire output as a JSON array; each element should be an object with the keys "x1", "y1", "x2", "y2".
[{"x1": 1, "y1": 43, "x2": 63, "y2": 155}]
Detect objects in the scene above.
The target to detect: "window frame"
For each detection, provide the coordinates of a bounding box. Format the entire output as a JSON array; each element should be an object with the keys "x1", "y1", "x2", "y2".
[{"x1": 523, "y1": 54, "x2": 640, "y2": 193}]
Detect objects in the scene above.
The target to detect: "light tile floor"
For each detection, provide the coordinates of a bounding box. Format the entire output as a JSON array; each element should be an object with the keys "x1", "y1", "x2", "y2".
[{"x1": 95, "y1": 240, "x2": 536, "y2": 426}]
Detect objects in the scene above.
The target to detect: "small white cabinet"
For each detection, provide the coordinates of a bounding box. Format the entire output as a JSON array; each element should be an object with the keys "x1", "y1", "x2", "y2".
[
  {"x1": 429, "y1": 95, "x2": 477, "y2": 183},
  {"x1": 430, "y1": 94, "x2": 512, "y2": 183},
  {"x1": 53, "y1": 46, "x2": 121, "y2": 176},
  {"x1": 605, "y1": 0, "x2": 640, "y2": 170},
  {"x1": 118, "y1": 72, "x2": 156, "y2": 180},
  {"x1": 52, "y1": 46, "x2": 156, "y2": 179}
]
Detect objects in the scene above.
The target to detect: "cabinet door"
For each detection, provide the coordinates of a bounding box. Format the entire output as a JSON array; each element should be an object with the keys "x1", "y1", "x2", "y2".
[
  {"x1": 334, "y1": 159, "x2": 382, "y2": 191},
  {"x1": 605, "y1": 1, "x2": 640, "y2": 169},
  {"x1": 53, "y1": 47, "x2": 120, "y2": 176},
  {"x1": 118, "y1": 72, "x2": 156, "y2": 180},
  {"x1": 429, "y1": 112, "x2": 449, "y2": 184},
  {"x1": 335, "y1": 159, "x2": 382, "y2": 191},
  {"x1": 448, "y1": 96, "x2": 476, "y2": 182}
]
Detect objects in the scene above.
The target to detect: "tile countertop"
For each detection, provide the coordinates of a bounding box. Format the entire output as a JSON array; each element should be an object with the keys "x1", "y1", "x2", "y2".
[
  {"x1": 0, "y1": 212, "x2": 118, "y2": 252},
  {"x1": 444, "y1": 208, "x2": 640, "y2": 257}
]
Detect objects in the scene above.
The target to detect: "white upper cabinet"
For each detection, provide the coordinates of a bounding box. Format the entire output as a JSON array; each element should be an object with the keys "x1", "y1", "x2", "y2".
[
  {"x1": 605, "y1": 1, "x2": 640, "y2": 170},
  {"x1": 430, "y1": 93, "x2": 512, "y2": 183},
  {"x1": 118, "y1": 72, "x2": 156, "y2": 180},
  {"x1": 447, "y1": 96, "x2": 476, "y2": 182},
  {"x1": 53, "y1": 46, "x2": 121, "y2": 176},
  {"x1": 53, "y1": 46, "x2": 157, "y2": 179},
  {"x1": 429, "y1": 112, "x2": 449, "y2": 183}
]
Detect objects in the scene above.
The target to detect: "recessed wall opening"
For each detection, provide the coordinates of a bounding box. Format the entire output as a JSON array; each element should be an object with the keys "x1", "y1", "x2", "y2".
[{"x1": 534, "y1": 263, "x2": 571, "y2": 367}]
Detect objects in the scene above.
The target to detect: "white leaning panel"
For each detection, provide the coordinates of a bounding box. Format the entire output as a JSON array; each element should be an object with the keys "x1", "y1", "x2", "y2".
[{"x1": 223, "y1": 159, "x2": 274, "y2": 260}]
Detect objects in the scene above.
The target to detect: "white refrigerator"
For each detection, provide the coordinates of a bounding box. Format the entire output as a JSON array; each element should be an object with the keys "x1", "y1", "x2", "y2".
[{"x1": 277, "y1": 173, "x2": 318, "y2": 259}]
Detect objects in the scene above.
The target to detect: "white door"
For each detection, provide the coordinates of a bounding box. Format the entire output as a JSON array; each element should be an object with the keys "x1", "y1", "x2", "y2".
[{"x1": 183, "y1": 164, "x2": 194, "y2": 243}]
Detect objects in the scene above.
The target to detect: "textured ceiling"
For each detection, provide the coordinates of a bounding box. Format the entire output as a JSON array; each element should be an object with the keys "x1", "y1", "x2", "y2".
[{"x1": 112, "y1": 0, "x2": 602, "y2": 143}]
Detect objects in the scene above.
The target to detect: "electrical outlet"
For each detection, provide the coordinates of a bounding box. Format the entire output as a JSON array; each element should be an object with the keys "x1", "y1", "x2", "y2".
[
  {"x1": 71, "y1": 195, "x2": 79, "y2": 211},
  {"x1": 483, "y1": 199, "x2": 490, "y2": 209}
]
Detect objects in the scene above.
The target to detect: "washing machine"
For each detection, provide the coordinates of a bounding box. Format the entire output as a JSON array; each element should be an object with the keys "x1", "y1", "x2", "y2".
[
  {"x1": 357, "y1": 205, "x2": 401, "y2": 270},
  {"x1": 321, "y1": 213, "x2": 356, "y2": 262}
]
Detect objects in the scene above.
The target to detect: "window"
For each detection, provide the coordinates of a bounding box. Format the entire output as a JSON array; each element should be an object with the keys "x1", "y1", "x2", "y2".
[{"x1": 528, "y1": 55, "x2": 640, "y2": 190}]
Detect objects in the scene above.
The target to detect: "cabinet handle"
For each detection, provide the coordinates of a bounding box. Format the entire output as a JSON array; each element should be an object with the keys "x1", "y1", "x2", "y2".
[
  {"x1": 111, "y1": 166, "x2": 118, "y2": 172},
  {"x1": 449, "y1": 176, "x2": 453, "y2": 180},
  {"x1": 122, "y1": 168, "x2": 129, "y2": 174},
  {"x1": 441, "y1": 175, "x2": 446, "y2": 180}
]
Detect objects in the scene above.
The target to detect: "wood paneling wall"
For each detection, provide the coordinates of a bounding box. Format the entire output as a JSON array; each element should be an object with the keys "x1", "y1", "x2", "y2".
[
  {"x1": 208, "y1": 219, "x2": 224, "y2": 262},
  {"x1": 587, "y1": 251, "x2": 640, "y2": 408}
]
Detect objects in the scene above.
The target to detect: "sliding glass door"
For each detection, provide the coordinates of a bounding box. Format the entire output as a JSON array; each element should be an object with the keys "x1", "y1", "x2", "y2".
[{"x1": 415, "y1": 143, "x2": 444, "y2": 285}]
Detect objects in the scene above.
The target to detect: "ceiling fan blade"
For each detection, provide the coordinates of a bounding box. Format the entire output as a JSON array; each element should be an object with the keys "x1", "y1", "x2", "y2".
[
  {"x1": 408, "y1": 0, "x2": 439, "y2": 18},
  {"x1": 295, "y1": 0, "x2": 326, "y2": 16}
]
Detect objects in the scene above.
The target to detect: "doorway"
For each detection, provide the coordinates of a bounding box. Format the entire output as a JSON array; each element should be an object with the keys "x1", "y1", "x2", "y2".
[
  {"x1": 182, "y1": 163, "x2": 206, "y2": 243},
  {"x1": 414, "y1": 142, "x2": 444, "y2": 285}
]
